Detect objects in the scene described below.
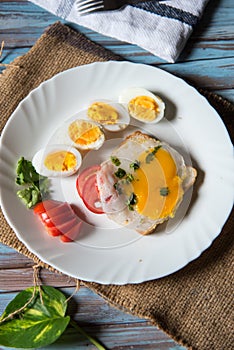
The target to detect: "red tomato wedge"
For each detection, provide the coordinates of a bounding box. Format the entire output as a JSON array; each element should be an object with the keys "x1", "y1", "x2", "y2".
[
  {"x1": 39, "y1": 203, "x2": 74, "y2": 222},
  {"x1": 34, "y1": 200, "x2": 82, "y2": 242},
  {"x1": 60, "y1": 222, "x2": 82, "y2": 242},
  {"x1": 43, "y1": 211, "x2": 75, "y2": 229},
  {"x1": 76, "y1": 165, "x2": 104, "y2": 214},
  {"x1": 47, "y1": 217, "x2": 79, "y2": 237},
  {"x1": 33, "y1": 200, "x2": 61, "y2": 215}
]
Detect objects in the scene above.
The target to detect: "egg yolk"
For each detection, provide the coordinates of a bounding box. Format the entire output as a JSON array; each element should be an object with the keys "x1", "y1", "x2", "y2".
[
  {"x1": 44, "y1": 151, "x2": 77, "y2": 172},
  {"x1": 132, "y1": 148, "x2": 182, "y2": 219},
  {"x1": 68, "y1": 120, "x2": 102, "y2": 146},
  {"x1": 88, "y1": 102, "x2": 119, "y2": 124},
  {"x1": 128, "y1": 96, "x2": 159, "y2": 121}
]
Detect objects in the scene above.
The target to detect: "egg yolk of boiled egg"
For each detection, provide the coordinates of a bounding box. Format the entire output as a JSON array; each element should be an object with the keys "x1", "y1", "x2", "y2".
[
  {"x1": 128, "y1": 96, "x2": 159, "y2": 122},
  {"x1": 68, "y1": 120, "x2": 102, "y2": 147},
  {"x1": 88, "y1": 102, "x2": 119, "y2": 124},
  {"x1": 131, "y1": 148, "x2": 183, "y2": 220},
  {"x1": 44, "y1": 151, "x2": 77, "y2": 172}
]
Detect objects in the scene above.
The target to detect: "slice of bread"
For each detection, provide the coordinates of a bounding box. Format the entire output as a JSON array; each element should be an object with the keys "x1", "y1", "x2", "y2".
[{"x1": 97, "y1": 131, "x2": 197, "y2": 235}]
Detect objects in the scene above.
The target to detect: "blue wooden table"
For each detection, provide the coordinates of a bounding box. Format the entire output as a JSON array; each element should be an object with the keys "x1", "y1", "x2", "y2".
[{"x1": 0, "y1": 0, "x2": 233, "y2": 349}]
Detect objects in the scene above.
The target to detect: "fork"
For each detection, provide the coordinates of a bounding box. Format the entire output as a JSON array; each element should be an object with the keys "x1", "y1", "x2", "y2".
[{"x1": 76, "y1": 0, "x2": 157, "y2": 15}]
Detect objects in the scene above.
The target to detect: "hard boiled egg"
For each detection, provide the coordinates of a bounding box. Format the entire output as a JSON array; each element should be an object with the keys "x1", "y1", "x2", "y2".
[
  {"x1": 32, "y1": 144, "x2": 82, "y2": 177},
  {"x1": 119, "y1": 87, "x2": 165, "y2": 123},
  {"x1": 87, "y1": 100, "x2": 130, "y2": 132},
  {"x1": 54, "y1": 118, "x2": 105, "y2": 151}
]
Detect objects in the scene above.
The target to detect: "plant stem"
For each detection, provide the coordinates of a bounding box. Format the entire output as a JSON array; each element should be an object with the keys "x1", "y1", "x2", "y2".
[{"x1": 70, "y1": 319, "x2": 106, "y2": 350}]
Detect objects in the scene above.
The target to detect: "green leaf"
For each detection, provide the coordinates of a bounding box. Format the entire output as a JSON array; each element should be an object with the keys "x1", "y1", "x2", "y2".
[
  {"x1": 16, "y1": 157, "x2": 40, "y2": 185},
  {"x1": 17, "y1": 187, "x2": 40, "y2": 208},
  {"x1": 0, "y1": 286, "x2": 70, "y2": 348},
  {"x1": 15, "y1": 157, "x2": 49, "y2": 208}
]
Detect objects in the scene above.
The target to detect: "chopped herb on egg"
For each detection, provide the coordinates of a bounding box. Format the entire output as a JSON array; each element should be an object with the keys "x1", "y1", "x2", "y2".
[
  {"x1": 145, "y1": 145, "x2": 161, "y2": 164},
  {"x1": 126, "y1": 173, "x2": 134, "y2": 183},
  {"x1": 115, "y1": 168, "x2": 126, "y2": 179},
  {"x1": 111, "y1": 156, "x2": 121, "y2": 166},
  {"x1": 114, "y1": 182, "x2": 122, "y2": 195},
  {"x1": 130, "y1": 160, "x2": 140, "y2": 170},
  {"x1": 127, "y1": 192, "x2": 137, "y2": 211},
  {"x1": 160, "y1": 187, "x2": 170, "y2": 196}
]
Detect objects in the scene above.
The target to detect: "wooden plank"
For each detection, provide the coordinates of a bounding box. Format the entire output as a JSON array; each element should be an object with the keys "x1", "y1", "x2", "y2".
[
  {"x1": 0, "y1": 267, "x2": 76, "y2": 290},
  {"x1": 0, "y1": 1, "x2": 233, "y2": 349},
  {"x1": 0, "y1": 288, "x2": 185, "y2": 349},
  {"x1": 0, "y1": 0, "x2": 233, "y2": 102},
  {"x1": 0, "y1": 0, "x2": 233, "y2": 62},
  {"x1": 0, "y1": 45, "x2": 233, "y2": 102}
]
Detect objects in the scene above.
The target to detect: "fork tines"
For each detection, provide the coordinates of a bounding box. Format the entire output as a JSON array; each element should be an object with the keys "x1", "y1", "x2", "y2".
[{"x1": 76, "y1": 0, "x2": 105, "y2": 15}]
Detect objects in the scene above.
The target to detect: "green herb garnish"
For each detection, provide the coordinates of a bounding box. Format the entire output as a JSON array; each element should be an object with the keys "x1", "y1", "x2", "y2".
[
  {"x1": 130, "y1": 160, "x2": 140, "y2": 170},
  {"x1": 160, "y1": 187, "x2": 170, "y2": 196},
  {"x1": 114, "y1": 182, "x2": 122, "y2": 194},
  {"x1": 114, "y1": 168, "x2": 126, "y2": 179},
  {"x1": 111, "y1": 156, "x2": 121, "y2": 166},
  {"x1": 127, "y1": 192, "x2": 137, "y2": 211},
  {"x1": 15, "y1": 157, "x2": 49, "y2": 208},
  {"x1": 126, "y1": 173, "x2": 134, "y2": 183},
  {"x1": 145, "y1": 145, "x2": 161, "y2": 164}
]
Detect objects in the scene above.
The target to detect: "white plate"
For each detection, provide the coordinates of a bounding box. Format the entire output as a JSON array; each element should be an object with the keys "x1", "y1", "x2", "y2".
[{"x1": 0, "y1": 61, "x2": 233, "y2": 285}]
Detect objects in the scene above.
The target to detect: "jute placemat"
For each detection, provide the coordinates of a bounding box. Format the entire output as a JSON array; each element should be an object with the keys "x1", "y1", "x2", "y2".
[{"x1": 0, "y1": 22, "x2": 233, "y2": 350}]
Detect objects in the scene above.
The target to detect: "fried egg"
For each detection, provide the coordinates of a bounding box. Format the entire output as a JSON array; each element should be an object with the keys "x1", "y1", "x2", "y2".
[
  {"x1": 119, "y1": 87, "x2": 165, "y2": 123},
  {"x1": 96, "y1": 131, "x2": 197, "y2": 234},
  {"x1": 54, "y1": 118, "x2": 105, "y2": 151},
  {"x1": 87, "y1": 100, "x2": 130, "y2": 132},
  {"x1": 32, "y1": 144, "x2": 82, "y2": 177}
]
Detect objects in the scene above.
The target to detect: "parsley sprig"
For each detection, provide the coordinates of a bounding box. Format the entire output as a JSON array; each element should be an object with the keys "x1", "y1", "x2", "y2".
[{"x1": 15, "y1": 157, "x2": 49, "y2": 208}]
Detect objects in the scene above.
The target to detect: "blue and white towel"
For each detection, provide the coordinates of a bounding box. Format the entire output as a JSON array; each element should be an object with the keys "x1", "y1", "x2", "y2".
[{"x1": 30, "y1": 0, "x2": 209, "y2": 62}]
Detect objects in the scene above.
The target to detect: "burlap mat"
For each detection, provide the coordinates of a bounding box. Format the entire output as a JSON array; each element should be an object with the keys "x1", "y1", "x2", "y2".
[{"x1": 0, "y1": 22, "x2": 233, "y2": 350}]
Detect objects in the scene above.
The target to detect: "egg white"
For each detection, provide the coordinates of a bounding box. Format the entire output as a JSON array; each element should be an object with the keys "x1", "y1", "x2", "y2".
[
  {"x1": 52, "y1": 117, "x2": 105, "y2": 151},
  {"x1": 96, "y1": 131, "x2": 196, "y2": 235},
  {"x1": 32, "y1": 144, "x2": 82, "y2": 178},
  {"x1": 86, "y1": 99, "x2": 130, "y2": 132},
  {"x1": 119, "y1": 87, "x2": 165, "y2": 124}
]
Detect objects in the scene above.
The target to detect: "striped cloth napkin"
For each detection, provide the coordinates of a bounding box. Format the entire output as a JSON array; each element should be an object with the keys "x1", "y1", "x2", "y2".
[{"x1": 30, "y1": 0, "x2": 209, "y2": 62}]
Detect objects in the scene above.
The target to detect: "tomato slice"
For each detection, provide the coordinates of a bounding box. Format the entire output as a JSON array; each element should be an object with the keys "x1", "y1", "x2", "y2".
[
  {"x1": 33, "y1": 200, "x2": 61, "y2": 215},
  {"x1": 81, "y1": 173, "x2": 104, "y2": 214},
  {"x1": 43, "y1": 211, "x2": 75, "y2": 229},
  {"x1": 46, "y1": 226, "x2": 62, "y2": 237},
  {"x1": 76, "y1": 165, "x2": 103, "y2": 214},
  {"x1": 47, "y1": 217, "x2": 79, "y2": 237},
  {"x1": 60, "y1": 222, "x2": 82, "y2": 242},
  {"x1": 76, "y1": 165, "x2": 101, "y2": 197},
  {"x1": 39, "y1": 203, "x2": 74, "y2": 222},
  {"x1": 34, "y1": 199, "x2": 82, "y2": 242}
]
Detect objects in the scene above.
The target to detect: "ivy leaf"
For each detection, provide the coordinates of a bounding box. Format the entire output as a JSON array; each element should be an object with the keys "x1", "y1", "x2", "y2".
[{"x1": 0, "y1": 286, "x2": 70, "y2": 348}]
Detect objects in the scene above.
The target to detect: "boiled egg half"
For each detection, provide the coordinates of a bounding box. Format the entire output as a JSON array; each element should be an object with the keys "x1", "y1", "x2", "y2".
[
  {"x1": 119, "y1": 87, "x2": 165, "y2": 123},
  {"x1": 87, "y1": 100, "x2": 130, "y2": 132},
  {"x1": 32, "y1": 144, "x2": 82, "y2": 177},
  {"x1": 54, "y1": 118, "x2": 105, "y2": 151}
]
